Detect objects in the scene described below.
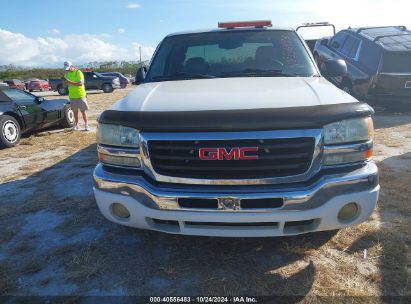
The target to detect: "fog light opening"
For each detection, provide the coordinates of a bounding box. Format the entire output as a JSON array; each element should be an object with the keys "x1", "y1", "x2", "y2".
[
  {"x1": 111, "y1": 202, "x2": 130, "y2": 220},
  {"x1": 338, "y1": 202, "x2": 360, "y2": 223}
]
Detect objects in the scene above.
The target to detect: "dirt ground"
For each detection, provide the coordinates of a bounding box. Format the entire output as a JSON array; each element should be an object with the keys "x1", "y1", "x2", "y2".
[{"x1": 0, "y1": 87, "x2": 410, "y2": 299}]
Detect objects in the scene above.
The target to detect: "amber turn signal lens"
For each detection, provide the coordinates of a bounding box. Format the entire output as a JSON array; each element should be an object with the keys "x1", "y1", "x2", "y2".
[
  {"x1": 98, "y1": 151, "x2": 104, "y2": 162},
  {"x1": 364, "y1": 149, "x2": 373, "y2": 160}
]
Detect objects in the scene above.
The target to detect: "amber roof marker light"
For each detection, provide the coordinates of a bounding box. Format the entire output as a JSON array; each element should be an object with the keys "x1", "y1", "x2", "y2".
[{"x1": 218, "y1": 20, "x2": 273, "y2": 29}]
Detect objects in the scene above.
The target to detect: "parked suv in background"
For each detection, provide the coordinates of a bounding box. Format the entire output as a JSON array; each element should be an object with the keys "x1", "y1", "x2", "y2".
[
  {"x1": 94, "y1": 21, "x2": 379, "y2": 237},
  {"x1": 49, "y1": 71, "x2": 121, "y2": 95},
  {"x1": 314, "y1": 25, "x2": 411, "y2": 104},
  {"x1": 101, "y1": 72, "x2": 129, "y2": 88},
  {"x1": 4, "y1": 79, "x2": 26, "y2": 91}
]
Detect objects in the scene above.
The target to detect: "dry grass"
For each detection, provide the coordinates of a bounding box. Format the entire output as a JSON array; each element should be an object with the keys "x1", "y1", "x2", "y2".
[{"x1": 64, "y1": 242, "x2": 108, "y2": 282}]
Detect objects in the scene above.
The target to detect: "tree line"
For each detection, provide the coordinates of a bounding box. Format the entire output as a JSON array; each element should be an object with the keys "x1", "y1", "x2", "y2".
[{"x1": 0, "y1": 61, "x2": 149, "y2": 80}]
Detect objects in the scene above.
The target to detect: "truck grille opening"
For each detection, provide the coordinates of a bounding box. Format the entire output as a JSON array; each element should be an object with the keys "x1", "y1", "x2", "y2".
[
  {"x1": 148, "y1": 138, "x2": 315, "y2": 179},
  {"x1": 149, "y1": 218, "x2": 180, "y2": 233},
  {"x1": 178, "y1": 198, "x2": 218, "y2": 209},
  {"x1": 283, "y1": 219, "x2": 319, "y2": 234},
  {"x1": 152, "y1": 219, "x2": 179, "y2": 226},
  {"x1": 284, "y1": 219, "x2": 314, "y2": 228},
  {"x1": 240, "y1": 198, "x2": 283, "y2": 209},
  {"x1": 184, "y1": 221, "x2": 279, "y2": 228}
]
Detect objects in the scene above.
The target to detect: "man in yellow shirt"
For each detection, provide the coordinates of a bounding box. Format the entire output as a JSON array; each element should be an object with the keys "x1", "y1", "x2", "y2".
[{"x1": 63, "y1": 61, "x2": 90, "y2": 131}]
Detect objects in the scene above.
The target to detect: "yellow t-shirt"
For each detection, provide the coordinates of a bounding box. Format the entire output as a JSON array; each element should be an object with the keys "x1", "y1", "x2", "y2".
[{"x1": 65, "y1": 69, "x2": 86, "y2": 99}]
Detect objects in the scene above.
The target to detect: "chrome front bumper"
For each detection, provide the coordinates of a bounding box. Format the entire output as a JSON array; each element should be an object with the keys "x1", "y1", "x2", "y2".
[
  {"x1": 93, "y1": 162, "x2": 378, "y2": 213},
  {"x1": 93, "y1": 162, "x2": 379, "y2": 236}
]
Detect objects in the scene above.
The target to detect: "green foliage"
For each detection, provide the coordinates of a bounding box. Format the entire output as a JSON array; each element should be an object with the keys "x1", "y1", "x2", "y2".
[{"x1": 0, "y1": 61, "x2": 149, "y2": 80}]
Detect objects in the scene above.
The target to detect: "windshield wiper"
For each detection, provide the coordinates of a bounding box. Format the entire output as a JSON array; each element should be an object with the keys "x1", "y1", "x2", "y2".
[
  {"x1": 175, "y1": 72, "x2": 216, "y2": 79},
  {"x1": 221, "y1": 69, "x2": 299, "y2": 77},
  {"x1": 152, "y1": 72, "x2": 216, "y2": 81}
]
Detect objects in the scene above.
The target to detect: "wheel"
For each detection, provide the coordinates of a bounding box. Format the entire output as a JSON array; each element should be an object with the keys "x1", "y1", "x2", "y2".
[
  {"x1": 40, "y1": 87, "x2": 44, "y2": 92},
  {"x1": 102, "y1": 83, "x2": 113, "y2": 93},
  {"x1": 29, "y1": 89, "x2": 33, "y2": 92},
  {"x1": 61, "y1": 106, "x2": 75, "y2": 128},
  {"x1": 0, "y1": 115, "x2": 21, "y2": 148},
  {"x1": 57, "y1": 85, "x2": 68, "y2": 95}
]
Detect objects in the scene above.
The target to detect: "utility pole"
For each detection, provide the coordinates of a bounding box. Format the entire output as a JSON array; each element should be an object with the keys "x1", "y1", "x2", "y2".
[{"x1": 139, "y1": 46, "x2": 142, "y2": 65}]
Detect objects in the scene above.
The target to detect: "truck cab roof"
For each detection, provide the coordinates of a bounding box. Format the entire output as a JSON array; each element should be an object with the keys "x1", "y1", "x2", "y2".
[{"x1": 166, "y1": 26, "x2": 295, "y2": 38}]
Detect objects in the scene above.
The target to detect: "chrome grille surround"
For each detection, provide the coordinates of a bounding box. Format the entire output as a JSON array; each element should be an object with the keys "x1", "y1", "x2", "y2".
[{"x1": 139, "y1": 129, "x2": 323, "y2": 185}]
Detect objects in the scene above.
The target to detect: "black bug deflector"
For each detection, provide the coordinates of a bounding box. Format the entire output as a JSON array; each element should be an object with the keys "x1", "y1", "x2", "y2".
[{"x1": 98, "y1": 102, "x2": 374, "y2": 132}]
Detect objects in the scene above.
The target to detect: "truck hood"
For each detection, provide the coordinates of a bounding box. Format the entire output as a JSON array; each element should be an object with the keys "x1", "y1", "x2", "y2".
[
  {"x1": 101, "y1": 77, "x2": 373, "y2": 132},
  {"x1": 111, "y1": 77, "x2": 358, "y2": 112}
]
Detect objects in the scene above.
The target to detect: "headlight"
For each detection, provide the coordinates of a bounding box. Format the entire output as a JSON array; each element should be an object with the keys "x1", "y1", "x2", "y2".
[
  {"x1": 97, "y1": 124, "x2": 139, "y2": 147},
  {"x1": 324, "y1": 117, "x2": 373, "y2": 145},
  {"x1": 323, "y1": 117, "x2": 374, "y2": 166}
]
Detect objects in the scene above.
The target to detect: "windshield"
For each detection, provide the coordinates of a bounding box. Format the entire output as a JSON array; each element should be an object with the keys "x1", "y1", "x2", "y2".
[
  {"x1": 382, "y1": 52, "x2": 411, "y2": 73},
  {"x1": 146, "y1": 30, "x2": 316, "y2": 82}
]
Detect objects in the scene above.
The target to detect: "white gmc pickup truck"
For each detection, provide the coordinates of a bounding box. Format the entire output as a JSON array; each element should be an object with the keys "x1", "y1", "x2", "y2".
[{"x1": 93, "y1": 21, "x2": 379, "y2": 237}]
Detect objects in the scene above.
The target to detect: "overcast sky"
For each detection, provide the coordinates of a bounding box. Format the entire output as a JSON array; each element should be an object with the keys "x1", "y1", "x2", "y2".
[{"x1": 0, "y1": 0, "x2": 410, "y2": 67}]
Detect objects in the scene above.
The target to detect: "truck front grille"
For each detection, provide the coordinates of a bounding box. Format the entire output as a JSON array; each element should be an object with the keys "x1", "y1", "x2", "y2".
[{"x1": 147, "y1": 137, "x2": 315, "y2": 179}]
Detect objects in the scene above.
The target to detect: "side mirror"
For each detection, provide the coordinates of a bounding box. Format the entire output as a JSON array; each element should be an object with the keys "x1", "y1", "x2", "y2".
[
  {"x1": 320, "y1": 59, "x2": 347, "y2": 77},
  {"x1": 134, "y1": 67, "x2": 147, "y2": 85},
  {"x1": 320, "y1": 38, "x2": 329, "y2": 46}
]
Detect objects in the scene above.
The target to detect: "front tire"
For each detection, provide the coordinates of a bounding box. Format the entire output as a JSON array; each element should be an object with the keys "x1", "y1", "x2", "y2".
[
  {"x1": 0, "y1": 115, "x2": 21, "y2": 148},
  {"x1": 102, "y1": 83, "x2": 113, "y2": 93},
  {"x1": 61, "y1": 106, "x2": 75, "y2": 128}
]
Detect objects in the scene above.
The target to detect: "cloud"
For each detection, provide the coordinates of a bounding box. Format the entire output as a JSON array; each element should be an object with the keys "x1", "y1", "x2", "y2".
[
  {"x1": 126, "y1": 2, "x2": 140, "y2": 9},
  {"x1": 0, "y1": 28, "x2": 155, "y2": 67},
  {"x1": 99, "y1": 33, "x2": 112, "y2": 39},
  {"x1": 117, "y1": 28, "x2": 126, "y2": 34},
  {"x1": 48, "y1": 28, "x2": 60, "y2": 35}
]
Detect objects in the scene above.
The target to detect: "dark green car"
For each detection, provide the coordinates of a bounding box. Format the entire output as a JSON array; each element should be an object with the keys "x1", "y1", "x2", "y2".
[{"x1": 0, "y1": 86, "x2": 75, "y2": 148}]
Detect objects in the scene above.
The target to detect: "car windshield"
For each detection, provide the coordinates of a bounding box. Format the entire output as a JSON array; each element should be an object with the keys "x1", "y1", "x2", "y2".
[
  {"x1": 2, "y1": 89, "x2": 35, "y2": 102},
  {"x1": 381, "y1": 52, "x2": 411, "y2": 73},
  {"x1": 146, "y1": 30, "x2": 317, "y2": 82}
]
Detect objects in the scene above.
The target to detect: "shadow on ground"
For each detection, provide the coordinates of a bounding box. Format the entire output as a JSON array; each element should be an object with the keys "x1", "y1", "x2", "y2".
[
  {"x1": 0, "y1": 146, "x2": 409, "y2": 298},
  {"x1": 0, "y1": 144, "x2": 334, "y2": 297}
]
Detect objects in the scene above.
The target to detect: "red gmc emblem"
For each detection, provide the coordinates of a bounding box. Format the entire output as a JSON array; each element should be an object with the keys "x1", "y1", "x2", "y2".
[{"x1": 199, "y1": 147, "x2": 259, "y2": 160}]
